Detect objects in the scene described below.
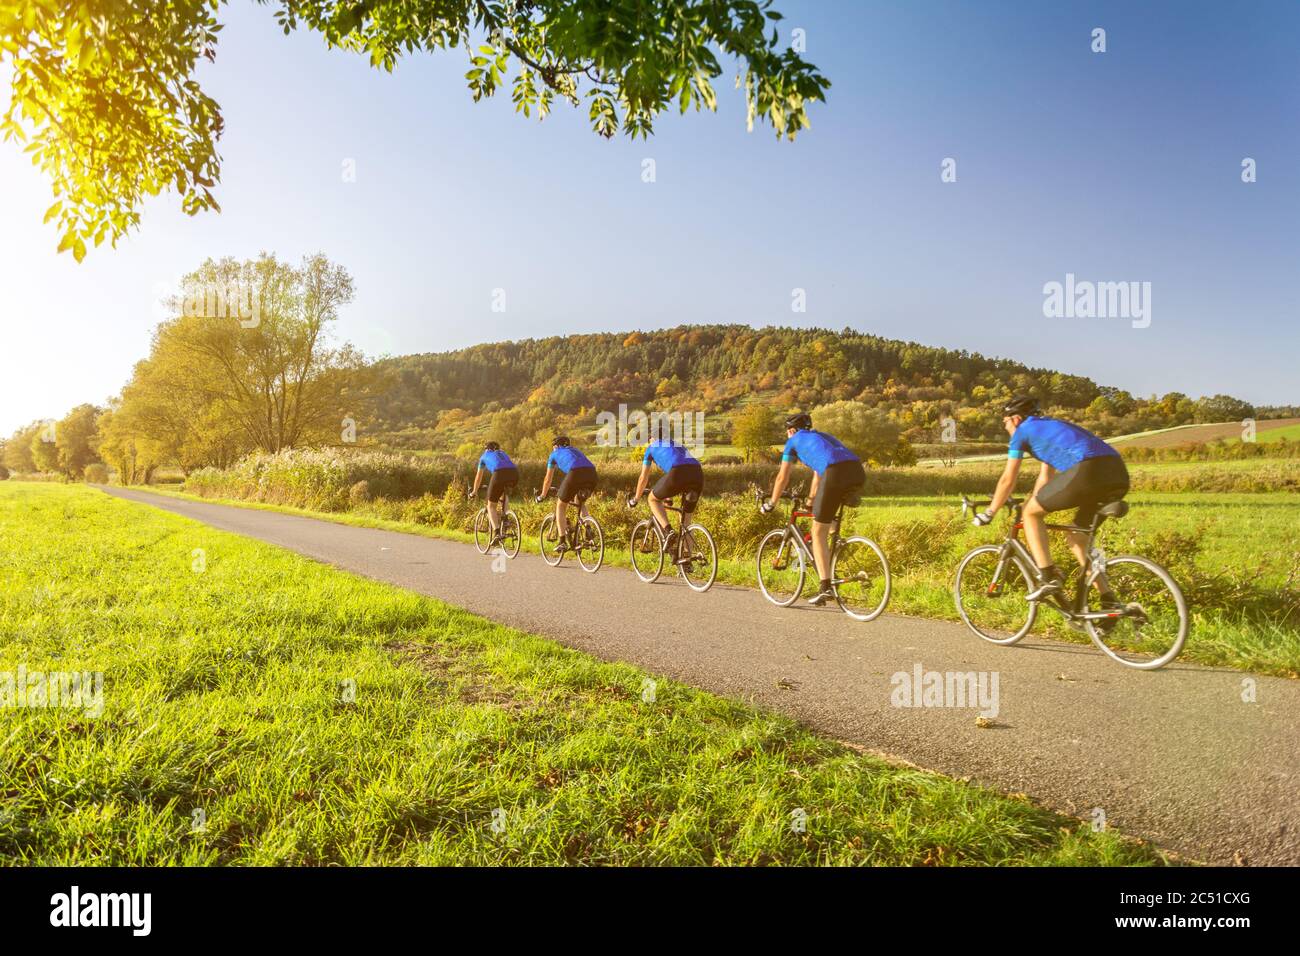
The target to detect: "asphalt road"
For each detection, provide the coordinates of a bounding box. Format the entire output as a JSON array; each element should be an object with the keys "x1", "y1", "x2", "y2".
[{"x1": 101, "y1": 486, "x2": 1300, "y2": 865}]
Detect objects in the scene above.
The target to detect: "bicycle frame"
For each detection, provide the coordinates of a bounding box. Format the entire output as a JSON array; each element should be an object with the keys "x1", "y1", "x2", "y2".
[
  {"x1": 540, "y1": 488, "x2": 591, "y2": 545},
  {"x1": 760, "y1": 490, "x2": 848, "y2": 574},
  {"x1": 973, "y1": 497, "x2": 1120, "y2": 623}
]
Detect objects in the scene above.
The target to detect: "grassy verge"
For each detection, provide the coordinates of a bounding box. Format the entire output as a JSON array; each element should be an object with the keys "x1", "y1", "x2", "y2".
[
  {"x1": 0, "y1": 482, "x2": 1168, "y2": 865},
  {"x1": 138, "y1": 483, "x2": 1300, "y2": 678}
]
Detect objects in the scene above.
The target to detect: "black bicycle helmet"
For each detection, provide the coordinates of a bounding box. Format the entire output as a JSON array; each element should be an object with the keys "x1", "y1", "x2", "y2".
[
  {"x1": 551, "y1": 435, "x2": 571, "y2": 447},
  {"x1": 785, "y1": 412, "x2": 813, "y2": 430},
  {"x1": 1002, "y1": 396, "x2": 1040, "y2": 418},
  {"x1": 484, "y1": 440, "x2": 500, "y2": 451}
]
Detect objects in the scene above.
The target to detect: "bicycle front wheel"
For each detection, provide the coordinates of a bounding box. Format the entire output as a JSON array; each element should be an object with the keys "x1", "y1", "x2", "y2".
[
  {"x1": 756, "y1": 528, "x2": 806, "y2": 606},
  {"x1": 577, "y1": 515, "x2": 604, "y2": 573},
  {"x1": 630, "y1": 519, "x2": 664, "y2": 583},
  {"x1": 539, "y1": 514, "x2": 563, "y2": 566},
  {"x1": 1087, "y1": 555, "x2": 1188, "y2": 669},
  {"x1": 953, "y1": 544, "x2": 1037, "y2": 644},
  {"x1": 832, "y1": 536, "x2": 891, "y2": 622},
  {"x1": 473, "y1": 509, "x2": 490, "y2": 554},
  {"x1": 500, "y1": 511, "x2": 522, "y2": 558},
  {"x1": 678, "y1": 524, "x2": 717, "y2": 592}
]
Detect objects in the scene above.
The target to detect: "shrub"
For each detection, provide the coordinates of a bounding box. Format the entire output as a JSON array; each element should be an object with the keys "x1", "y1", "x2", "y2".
[
  {"x1": 348, "y1": 480, "x2": 372, "y2": 506},
  {"x1": 83, "y1": 463, "x2": 109, "y2": 484}
]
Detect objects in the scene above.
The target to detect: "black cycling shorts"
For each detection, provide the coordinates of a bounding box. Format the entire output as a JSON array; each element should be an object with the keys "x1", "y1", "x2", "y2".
[
  {"x1": 556, "y1": 466, "x2": 597, "y2": 504},
  {"x1": 652, "y1": 462, "x2": 704, "y2": 513},
  {"x1": 1034, "y1": 454, "x2": 1130, "y2": 527},
  {"x1": 812, "y1": 459, "x2": 866, "y2": 523},
  {"x1": 486, "y1": 467, "x2": 518, "y2": 503}
]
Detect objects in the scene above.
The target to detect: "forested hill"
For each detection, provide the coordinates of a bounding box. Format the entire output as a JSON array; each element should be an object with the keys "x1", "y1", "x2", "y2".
[{"x1": 370, "y1": 324, "x2": 1257, "y2": 450}]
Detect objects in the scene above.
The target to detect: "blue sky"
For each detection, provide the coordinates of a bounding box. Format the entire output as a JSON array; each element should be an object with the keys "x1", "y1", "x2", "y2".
[{"x1": 2, "y1": 0, "x2": 1298, "y2": 434}]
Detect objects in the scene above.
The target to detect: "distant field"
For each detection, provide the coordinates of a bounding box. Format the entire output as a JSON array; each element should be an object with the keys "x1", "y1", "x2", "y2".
[
  {"x1": 1109, "y1": 418, "x2": 1300, "y2": 450},
  {"x1": 1255, "y1": 423, "x2": 1300, "y2": 444}
]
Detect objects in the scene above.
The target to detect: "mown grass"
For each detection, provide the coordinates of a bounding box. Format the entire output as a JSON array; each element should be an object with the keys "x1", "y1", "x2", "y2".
[
  {"x1": 143, "y1": 479, "x2": 1300, "y2": 678},
  {"x1": 0, "y1": 482, "x2": 1168, "y2": 866}
]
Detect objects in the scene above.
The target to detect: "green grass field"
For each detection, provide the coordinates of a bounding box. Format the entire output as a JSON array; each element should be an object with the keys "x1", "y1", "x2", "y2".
[
  {"x1": 0, "y1": 482, "x2": 1167, "y2": 865},
  {"x1": 1254, "y1": 424, "x2": 1300, "y2": 444}
]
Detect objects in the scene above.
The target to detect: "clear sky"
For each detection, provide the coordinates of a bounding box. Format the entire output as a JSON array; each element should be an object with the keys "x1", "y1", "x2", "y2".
[{"x1": 2, "y1": 0, "x2": 1297, "y2": 435}]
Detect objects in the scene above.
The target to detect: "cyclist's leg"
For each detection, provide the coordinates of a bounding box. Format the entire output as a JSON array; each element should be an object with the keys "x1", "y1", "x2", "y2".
[
  {"x1": 487, "y1": 469, "x2": 517, "y2": 535},
  {"x1": 554, "y1": 496, "x2": 567, "y2": 537},
  {"x1": 1067, "y1": 457, "x2": 1130, "y2": 596},
  {"x1": 649, "y1": 468, "x2": 680, "y2": 534},
  {"x1": 1022, "y1": 464, "x2": 1057, "y2": 569},
  {"x1": 485, "y1": 472, "x2": 501, "y2": 531},
  {"x1": 810, "y1": 461, "x2": 862, "y2": 599}
]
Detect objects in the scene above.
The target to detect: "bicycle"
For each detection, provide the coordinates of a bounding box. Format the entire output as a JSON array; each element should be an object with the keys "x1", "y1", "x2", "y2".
[
  {"x1": 536, "y1": 486, "x2": 604, "y2": 573},
  {"x1": 627, "y1": 488, "x2": 717, "y2": 592},
  {"x1": 753, "y1": 486, "x2": 891, "y2": 621},
  {"x1": 469, "y1": 486, "x2": 522, "y2": 559},
  {"x1": 953, "y1": 493, "x2": 1188, "y2": 669}
]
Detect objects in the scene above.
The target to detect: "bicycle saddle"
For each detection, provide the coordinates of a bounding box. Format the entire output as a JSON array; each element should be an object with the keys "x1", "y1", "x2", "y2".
[{"x1": 1098, "y1": 500, "x2": 1129, "y2": 518}]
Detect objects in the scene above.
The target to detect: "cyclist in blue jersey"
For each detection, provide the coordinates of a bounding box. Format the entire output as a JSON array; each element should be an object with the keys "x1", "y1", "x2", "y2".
[
  {"x1": 628, "y1": 437, "x2": 703, "y2": 560},
  {"x1": 974, "y1": 396, "x2": 1130, "y2": 603},
  {"x1": 468, "y1": 441, "x2": 518, "y2": 547},
  {"x1": 763, "y1": 412, "x2": 868, "y2": 605},
  {"x1": 536, "y1": 436, "x2": 598, "y2": 552}
]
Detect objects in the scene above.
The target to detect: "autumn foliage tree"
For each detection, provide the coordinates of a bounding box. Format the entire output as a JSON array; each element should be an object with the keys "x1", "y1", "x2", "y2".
[{"x1": 97, "y1": 252, "x2": 374, "y2": 476}]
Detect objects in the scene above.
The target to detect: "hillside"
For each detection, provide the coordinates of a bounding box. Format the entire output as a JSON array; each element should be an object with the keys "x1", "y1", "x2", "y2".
[{"x1": 368, "y1": 324, "x2": 1260, "y2": 454}]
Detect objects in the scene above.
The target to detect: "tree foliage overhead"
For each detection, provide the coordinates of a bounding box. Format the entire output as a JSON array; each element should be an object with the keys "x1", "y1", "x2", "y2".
[{"x1": 1, "y1": 0, "x2": 827, "y2": 257}]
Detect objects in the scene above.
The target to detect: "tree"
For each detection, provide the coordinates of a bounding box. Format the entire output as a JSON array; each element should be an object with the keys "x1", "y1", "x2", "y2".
[
  {"x1": 1194, "y1": 394, "x2": 1254, "y2": 424},
  {"x1": 2, "y1": 422, "x2": 41, "y2": 473},
  {"x1": 733, "y1": 404, "x2": 780, "y2": 462},
  {"x1": 165, "y1": 252, "x2": 371, "y2": 454},
  {"x1": 810, "y1": 400, "x2": 906, "y2": 466},
  {"x1": 30, "y1": 422, "x2": 59, "y2": 473},
  {"x1": 54, "y1": 402, "x2": 102, "y2": 477},
  {"x1": 1, "y1": 0, "x2": 827, "y2": 258}
]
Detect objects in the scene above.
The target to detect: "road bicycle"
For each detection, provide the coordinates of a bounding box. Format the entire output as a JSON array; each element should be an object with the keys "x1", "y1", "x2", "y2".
[
  {"x1": 953, "y1": 494, "x2": 1188, "y2": 669},
  {"x1": 536, "y1": 486, "x2": 604, "y2": 573},
  {"x1": 753, "y1": 486, "x2": 891, "y2": 621},
  {"x1": 469, "y1": 486, "x2": 522, "y2": 559},
  {"x1": 627, "y1": 488, "x2": 717, "y2": 592}
]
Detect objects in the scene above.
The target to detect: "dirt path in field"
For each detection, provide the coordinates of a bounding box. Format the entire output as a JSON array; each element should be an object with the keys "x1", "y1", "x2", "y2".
[{"x1": 101, "y1": 486, "x2": 1300, "y2": 865}]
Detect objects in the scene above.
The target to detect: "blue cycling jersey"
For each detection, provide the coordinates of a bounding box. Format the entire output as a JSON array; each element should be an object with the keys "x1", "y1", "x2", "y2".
[
  {"x1": 1008, "y1": 416, "x2": 1118, "y2": 472},
  {"x1": 547, "y1": 446, "x2": 594, "y2": 473},
  {"x1": 643, "y1": 441, "x2": 700, "y2": 472},
  {"x1": 477, "y1": 449, "x2": 516, "y2": 472},
  {"x1": 781, "y1": 430, "x2": 860, "y2": 475}
]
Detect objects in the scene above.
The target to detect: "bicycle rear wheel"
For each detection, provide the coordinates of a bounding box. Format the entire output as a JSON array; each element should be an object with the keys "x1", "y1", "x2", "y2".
[
  {"x1": 473, "y1": 509, "x2": 490, "y2": 554},
  {"x1": 832, "y1": 536, "x2": 891, "y2": 621},
  {"x1": 756, "y1": 528, "x2": 806, "y2": 606},
  {"x1": 953, "y1": 544, "x2": 1037, "y2": 644},
  {"x1": 678, "y1": 523, "x2": 717, "y2": 592},
  {"x1": 577, "y1": 515, "x2": 604, "y2": 573},
  {"x1": 1086, "y1": 555, "x2": 1188, "y2": 669},
  {"x1": 539, "y1": 514, "x2": 563, "y2": 566},
  {"x1": 500, "y1": 511, "x2": 522, "y2": 558},
  {"x1": 630, "y1": 519, "x2": 664, "y2": 583}
]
